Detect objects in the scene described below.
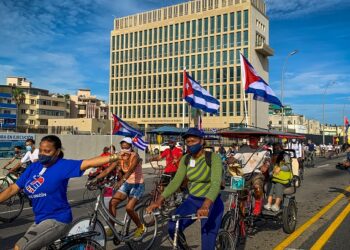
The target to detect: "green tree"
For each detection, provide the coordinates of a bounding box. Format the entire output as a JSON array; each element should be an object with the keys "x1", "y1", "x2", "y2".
[{"x1": 12, "y1": 88, "x2": 26, "y2": 131}]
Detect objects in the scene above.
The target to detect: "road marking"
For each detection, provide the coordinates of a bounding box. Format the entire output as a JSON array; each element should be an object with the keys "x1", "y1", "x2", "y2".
[
  {"x1": 310, "y1": 202, "x2": 350, "y2": 250},
  {"x1": 274, "y1": 185, "x2": 350, "y2": 250},
  {"x1": 316, "y1": 164, "x2": 330, "y2": 168}
]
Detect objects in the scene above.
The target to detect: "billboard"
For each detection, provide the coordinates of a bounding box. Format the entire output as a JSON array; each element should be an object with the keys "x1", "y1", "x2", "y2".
[{"x1": 0, "y1": 133, "x2": 35, "y2": 158}]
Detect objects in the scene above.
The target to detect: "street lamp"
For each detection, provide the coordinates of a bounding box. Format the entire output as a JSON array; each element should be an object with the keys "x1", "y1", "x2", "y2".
[
  {"x1": 322, "y1": 81, "x2": 336, "y2": 145},
  {"x1": 342, "y1": 104, "x2": 348, "y2": 144},
  {"x1": 281, "y1": 50, "x2": 298, "y2": 132}
]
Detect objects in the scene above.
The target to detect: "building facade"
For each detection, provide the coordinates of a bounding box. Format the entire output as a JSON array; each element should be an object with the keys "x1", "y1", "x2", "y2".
[
  {"x1": 48, "y1": 118, "x2": 111, "y2": 135},
  {"x1": 4, "y1": 77, "x2": 70, "y2": 132},
  {"x1": 0, "y1": 86, "x2": 17, "y2": 130},
  {"x1": 110, "y1": 0, "x2": 272, "y2": 130},
  {"x1": 70, "y1": 89, "x2": 109, "y2": 120}
]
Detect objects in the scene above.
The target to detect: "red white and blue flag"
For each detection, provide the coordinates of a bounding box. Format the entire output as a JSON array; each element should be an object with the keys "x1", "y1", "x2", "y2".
[
  {"x1": 183, "y1": 70, "x2": 220, "y2": 114},
  {"x1": 112, "y1": 114, "x2": 143, "y2": 137},
  {"x1": 240, "y1": 53, "x2": 282, "y2": 107},
  {"x1": 345, "y1": 117, "x2": 349, "y2": 134},
  {"x1": 132, "y1": 136, "x2": 149, "y2": 151}
]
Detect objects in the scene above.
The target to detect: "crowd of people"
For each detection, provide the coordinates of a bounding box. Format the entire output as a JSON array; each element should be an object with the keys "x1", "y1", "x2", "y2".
[{"x1": 1, "y1": 131, "x2": 349, "y2": 250}]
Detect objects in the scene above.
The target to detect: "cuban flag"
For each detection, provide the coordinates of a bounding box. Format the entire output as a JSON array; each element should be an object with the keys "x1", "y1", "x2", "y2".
[
  {"x1": 345, "y1": 117, "x2": 349, "y2": 134},
  {"x1": 132, "y1": 136, "x2": 149, "y2": 151},
  {"x1": 112, "y1": 114, "x2": 143, "y2": 137},
  {"x1": 240, "y1": 53, "x2": 282, "y2": 107},
  {"x1": 183, "y1": 70, "x2": 220, "y2": 114}
]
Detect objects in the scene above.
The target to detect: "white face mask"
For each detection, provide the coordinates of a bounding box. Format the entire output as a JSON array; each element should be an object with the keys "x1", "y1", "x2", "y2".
[{"x1": 121, "y1": 148, "x2": 131, "y2": 152}]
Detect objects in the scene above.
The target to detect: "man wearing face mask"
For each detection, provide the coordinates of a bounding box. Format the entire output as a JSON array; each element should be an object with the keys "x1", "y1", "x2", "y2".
[
  {"x1": 9, "y1": 139, "x2": 39, "y2": 174},
  {"x1": 94, "y1": 137, "x2": 146, "y2": 239},
  {"x1": 147, "y1": 128, "x2": 223, "y2": 250},
  {"x1": 2, "y1": 146, "x2": 23, "y2": 171}
]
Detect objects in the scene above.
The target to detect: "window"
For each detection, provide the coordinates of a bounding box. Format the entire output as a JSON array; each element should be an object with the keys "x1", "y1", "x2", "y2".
[
  {"x1": 244, "y1": 10, "x2": 248, "y2": 28},
  {"x1": 216, "y1": 52, "x2": 221, "y2": 66},
  {"x1": 229, "y1": 101, "x2": 234, "y2": 116},
  {"x1": 175, "y1": 23, "x2": 179, "y2": 39},
  {"x1": 186, "y1": 40, "x2": 190, "y2": 53},
  {"x1": 169, "y1": 25, "x2": 173, "y2": 41},
  {"x1": 180, "y1": 22, "x2": 185, "y2": 39},
  {"x1": 144, "y1": 30, "x2": 147, "y2": 45},
  {"x1": 197, "y1": 38, "x2": 202, "y2": 52},
  {"x1": 159, "y1": 27, "x2": 163, "y2": 42},
  {"x1": 222, "y1": 102, "x2": 227, "y2": 116},
  {"x1": 192, "y1": 20, "x2": 196, "y2": 36},
  {"x1": 210, "y1": 16, "x2": 215, "y2": 33},
  {"x1": 210, "y1": 69, "x2": 214, "y2": 83},
  {"x1": 223, "y1": 34, "x2": 228, "y2": 48},
  {"x1": 198, "y1": 54, "x2": 202, "y2": 67},
  {"x1": 230, "y1": 12, "x2": 235, "y2": 30},
  {"x1": 191, "y1": 39, "x2": 196, "y2": 53},
  {"x1": 210, "y1": 36, "x2": 215, "y2": 50},
  {"x1": 180, "y1": 41, "x2": 184, "y2": 54},
  {"x1": 191, "y1": 55, "x2": 196, "y2": 68},
  {"x1": 216, "y1": 35, "x2": 221, "y2": 49},
  {"x1": 244, "y1": 30, "x2": 248, "y2": 45},
  {"x1": 223, "y1": 14, "x2": 228, "y2": 32},
  {"x1": 230, "y1": 67, "x2": 234, "y2": 82},
  {"x1": 216, "y1": 15, "x2": 221, "y2": 33},
  {"x1": 186, "y1": 21, "x2": 190, "y2": 38},
  {"x1": 204, "y1": 37, "x2": 208, "y2": 50},
  {"x1": 229, "y1": 84, "x2": 234, "y2": 98},
  {"x1": 198, "y1": 19, "x2": 202, "y2": 36},
  {"x1": 223, "y1": 51, "x2": 227, "y2": 65},
  {"x1": 204, "y1": 53, "x2": 208, "y2": 67},
  {"x1": 237, "y1": 11, "x2": 242, "y2": 29},
  {"x1": 236, "y1": 101, "x2": 241, "y2": 116},
  {"x1": 236, "y1": 83, "x2": 241, "y2": 98},
  {"x1": 164, "y1": 26, "x2": 168, "y2": 41},
  {"x1": 149, "y1": 29, "x2": 152, "y2": 44},
  {"x1": 204, "y1": 17, "x2": 209, "y2": 35},
  {"x1": 229, "y1": 33, "x2": 234, "y2": 47},
  {"x1": 154, "y1": 28, "x2": 157, "y2": 43},
  {"x1": 223, "y1": 68, "x2": 227, "y2": 82},
  {"x1": 237, "y1": 31, "x2": 241, "y2": 46},
  {"x1": 210, "y1": 52, "x2": 214, "y2": 66},
  {"x1": 216, "y1": 85, "x2": 220, "y2": 98},
  {"x1": 203, "y1": 70, "x2": 208, "y2": 84}
]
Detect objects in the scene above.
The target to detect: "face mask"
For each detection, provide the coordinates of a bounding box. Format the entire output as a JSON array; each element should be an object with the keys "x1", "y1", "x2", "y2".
[
  {"x1": 121, "y1": 148, "x2": 131, "y2": 152},
  {"x1": 26, "y1": 145, "x2": 32, "y2": 152},
  {"x1": 188, "y1": 143, "x2": 202, "y2": 155},
  {"x1": 38, "y1": 154, "x2": 54, "y2": 165}
]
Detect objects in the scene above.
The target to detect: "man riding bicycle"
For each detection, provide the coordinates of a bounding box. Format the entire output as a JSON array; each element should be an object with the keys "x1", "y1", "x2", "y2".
[
  {"x1": 2, "y1": 146, "x2": 23, "y2": 171},
  {"x1": 149, "y1": 137, "x2": 183, "y2": 188},
  {"x1": 8, "y1": 139, "x2": 39, "y2": 174}
]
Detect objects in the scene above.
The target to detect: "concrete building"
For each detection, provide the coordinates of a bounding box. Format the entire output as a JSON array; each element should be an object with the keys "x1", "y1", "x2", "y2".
[
  {"x1": 110, "y1": 0, "x2": 273, "y2": 130},
  {"x1": 5, "y1": 77, "x2": 70, "y2": 132},
  {"x1": 0, "y1": 86, "x2": 17, "y2": 130},
  {"x1": 70, "y1": 89, "x2": 109, "y2": 120},
  {"x1": 48, "y1": 118, "x2": 112, "y2": 135},
  {"x1": 269, "y1": 114, "x2": 321, "y2": 134}
]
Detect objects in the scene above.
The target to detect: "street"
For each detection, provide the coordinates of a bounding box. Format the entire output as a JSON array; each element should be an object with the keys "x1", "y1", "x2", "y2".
[{"x1": 1, "y1": 155, "x2": 350, "y2": 250}]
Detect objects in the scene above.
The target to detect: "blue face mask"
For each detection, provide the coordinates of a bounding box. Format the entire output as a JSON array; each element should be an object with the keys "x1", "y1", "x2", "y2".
[
  {"x1": 188, "y1": 143, "x2": 202, "y2": 155},
  {"x1": 26, "y1": 145, "x2": 32, "y2": 152},
  {"x1": 38, "y1": 155, "x2": 54, "y2": 165}
]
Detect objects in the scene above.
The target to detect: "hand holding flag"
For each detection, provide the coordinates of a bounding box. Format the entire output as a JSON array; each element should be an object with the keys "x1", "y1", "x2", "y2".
[{"x1": 112, "y1": 114, "x2": 143, "y2": 137}]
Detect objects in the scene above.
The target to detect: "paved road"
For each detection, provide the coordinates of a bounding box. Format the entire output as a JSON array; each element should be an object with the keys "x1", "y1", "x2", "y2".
[{"x1": 1, "y1": 155, "x2": 350, "y2": 249}]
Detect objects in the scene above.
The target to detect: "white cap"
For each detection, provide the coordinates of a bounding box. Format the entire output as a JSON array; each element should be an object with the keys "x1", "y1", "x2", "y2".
[
  {"x1": 242, "y1": 139, "x2": 247, "y2": 144},
  {"x1": 120, "y1": 137, "x2": 132, "y2": 145}
]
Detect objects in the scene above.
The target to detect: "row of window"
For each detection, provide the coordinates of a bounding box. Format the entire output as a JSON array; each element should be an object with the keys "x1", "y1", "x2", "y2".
[
  {"x1": 111, "y1": 32, "x2": 249, "y2": 63},
  {"x1": 111, "y1": 67, "x2": 243, "y2": 92},
  {"x1": 111, "y1": 100, "x2": 244, "y2": 119},
  {"x1": 112, "y1": 10, "x2": 249, "y2": 50},
  {"x1": 111, "y1": 49, "x2": 248, "y2": 77}
]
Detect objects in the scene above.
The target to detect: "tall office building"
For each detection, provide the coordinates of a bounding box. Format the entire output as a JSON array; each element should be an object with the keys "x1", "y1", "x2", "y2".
[{"x1": 110, "y1": 0, "x2": 273, "y2": 130}]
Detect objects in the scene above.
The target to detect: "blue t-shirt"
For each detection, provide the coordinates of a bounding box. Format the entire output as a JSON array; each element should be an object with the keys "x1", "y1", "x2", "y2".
[{"x1": 16, "y1": 158, "x2": 83, "y2": 224}]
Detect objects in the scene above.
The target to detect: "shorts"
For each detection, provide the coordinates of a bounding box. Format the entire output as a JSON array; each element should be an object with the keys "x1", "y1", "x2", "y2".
[
  {"x1": 267, "y1": 182, "x2": 285, "y2": 199},
  {"x1": 118, "y1": 182, "x2": 145, "y2": 200},
  {"x1": 16, "y1": 219, "x2": 69, "y2": 250},
  {"x1": 160, "y1": 172, "x2": 176, "y2": 185}
]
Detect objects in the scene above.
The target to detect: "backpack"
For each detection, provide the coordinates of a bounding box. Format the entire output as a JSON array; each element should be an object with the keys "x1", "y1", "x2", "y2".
[{"x1": 184, "y1": 151, "x2": 226, "y2": 190}]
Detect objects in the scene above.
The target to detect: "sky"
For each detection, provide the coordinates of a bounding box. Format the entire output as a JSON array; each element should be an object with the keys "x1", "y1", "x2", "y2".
[{"x1": 0, "y1": 0, "x2": 349, "y2": 125}]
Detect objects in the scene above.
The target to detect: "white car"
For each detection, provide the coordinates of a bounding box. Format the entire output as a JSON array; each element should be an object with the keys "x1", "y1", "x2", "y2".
[{"x1": 153, "y1": 142, "x2": 183, "y2": 154}]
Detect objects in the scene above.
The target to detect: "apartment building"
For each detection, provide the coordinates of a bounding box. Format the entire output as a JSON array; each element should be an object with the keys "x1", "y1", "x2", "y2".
[{"x1": 109, "y1": 0, "x2": 273, "y2": 130}]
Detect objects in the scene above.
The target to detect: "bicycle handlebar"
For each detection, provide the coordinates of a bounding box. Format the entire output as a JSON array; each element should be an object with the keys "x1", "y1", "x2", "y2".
[{"x1": 171, "y1": 214, "x2": 208, "y2": 221}]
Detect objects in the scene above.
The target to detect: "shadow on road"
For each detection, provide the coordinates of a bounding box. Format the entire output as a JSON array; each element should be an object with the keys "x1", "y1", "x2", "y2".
[{"x1": 328, "y1": 187, "x2": 350, "y2": 199}]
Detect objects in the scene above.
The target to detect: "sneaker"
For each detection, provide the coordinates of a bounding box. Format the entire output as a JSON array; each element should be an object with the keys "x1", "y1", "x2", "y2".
[
  {"x1": 134, "y1": 224, "x2": 146, "y2": 240},
  {"x1": 106, "y1": 228, "x2": 114, "y2": 238},
  {"x1": 264, "y1": 204, "x2": 272, "y2": 211},
  {"x1": 271, "y1": 204, "x2": 280, "y2": 212}
]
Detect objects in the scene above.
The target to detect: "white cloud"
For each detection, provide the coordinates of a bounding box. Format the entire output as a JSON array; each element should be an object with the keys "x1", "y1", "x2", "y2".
[{"x1": 266, "y1": 0, "x2": 349, "y2": 18}]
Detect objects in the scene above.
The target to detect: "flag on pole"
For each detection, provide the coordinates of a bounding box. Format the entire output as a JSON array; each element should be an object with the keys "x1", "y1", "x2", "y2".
[
  {"x1": 112, "y1": 114, "x2": 143, "y2": 137},
  {"x1": 198, "y1": 115, "x2": 203, "y2": 130},
  {"x1": 132, "y1": 136, "x2": 149, "y2": 151},
  {"x1": 183, "y1": 70, "x2": 220, "y2": 114},
  {"x1": 345, "y1": 116, "x2": 349, "y2": 134},
  {"x1": 240, "y1": 53, "x2": 282, "y2": 107}
]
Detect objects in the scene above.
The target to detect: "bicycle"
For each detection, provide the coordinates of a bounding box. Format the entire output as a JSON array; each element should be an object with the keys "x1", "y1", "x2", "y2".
[
  {"x1": 304, "y1": 151, "x2": 315, "y2": 168},
  {"x1": 46, "y1": 231, "x2": 103, "y2": 250},
  {"x1": 67, "y1": 178, "x2": 158, "y2": 249},
  {"x1": 0, "y1": 167, "x2": 28, "y2": 222}
]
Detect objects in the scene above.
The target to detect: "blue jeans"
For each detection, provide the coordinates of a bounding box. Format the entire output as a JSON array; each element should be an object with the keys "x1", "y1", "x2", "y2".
[{"x1": 168, "y1": 195, "x2": 224, "y2": 250}]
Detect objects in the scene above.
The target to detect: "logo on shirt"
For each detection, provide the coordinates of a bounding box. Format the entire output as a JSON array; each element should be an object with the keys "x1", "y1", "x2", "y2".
[{"x1": 25, "y1": 175, "x2": 45, "y2": 194}]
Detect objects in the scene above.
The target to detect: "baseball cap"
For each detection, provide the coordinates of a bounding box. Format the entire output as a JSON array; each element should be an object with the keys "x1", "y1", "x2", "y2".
[
  {"x1": 120, "y1": 137, "x2": 132, "y2": 145},
  {"x1": 182, "y1": 127, "x2": 204, "y2": 139}
]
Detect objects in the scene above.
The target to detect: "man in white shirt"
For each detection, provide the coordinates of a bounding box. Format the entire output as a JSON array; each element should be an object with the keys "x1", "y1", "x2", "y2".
[{"x1": 9, "y1": 138, "x2": 39, "y2": 174}]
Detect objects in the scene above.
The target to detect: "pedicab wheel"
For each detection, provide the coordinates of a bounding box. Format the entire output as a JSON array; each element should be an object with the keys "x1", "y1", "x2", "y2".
[
  {"x1": 293, "y1": 175, "x2": 301, "y2": 188},
  {"x1": 215, "y1": 229, "x2": 236, "y2": 250},
  {"x1": 282, "y1": 199, "x2": 297, "y2": 234},
  {"x1": 220, "y1": 211, "x2": 240, "y2": 248}
]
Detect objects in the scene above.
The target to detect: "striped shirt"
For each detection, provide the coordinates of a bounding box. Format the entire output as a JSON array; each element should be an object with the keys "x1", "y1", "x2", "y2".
[{"x1": 162, "y1": 152, "x2": 222, "y2": 202}]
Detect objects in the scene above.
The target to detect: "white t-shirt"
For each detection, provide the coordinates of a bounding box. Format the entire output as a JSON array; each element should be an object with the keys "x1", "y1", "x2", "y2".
[
  {"x1": 288, "y1": 142, "x2": 303, "y2": 158},
  {"x1": 233, "y1": 151, "x2": 267, "y2": 174},
  {"x1": 21, "y1": 148, "x2": 39, "y2": 164}
]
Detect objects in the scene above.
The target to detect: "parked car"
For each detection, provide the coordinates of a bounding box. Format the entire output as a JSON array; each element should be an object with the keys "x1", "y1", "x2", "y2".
[{"x1": 153, "y1": 142, "x2": 183, "y2": 154}]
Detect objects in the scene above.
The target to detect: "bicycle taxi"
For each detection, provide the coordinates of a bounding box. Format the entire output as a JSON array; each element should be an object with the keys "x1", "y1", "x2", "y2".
[{"x1": 217, "y1": 127, "x2": 305, "y2": 247}]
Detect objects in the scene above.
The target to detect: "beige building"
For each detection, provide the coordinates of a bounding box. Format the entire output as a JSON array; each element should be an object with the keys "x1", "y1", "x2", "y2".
[
  {"x1": 109, "y1": 0, "x2": 272, "y2": 130},
  {"x1": 48, "y1": 118, "x2": 111, "y2": 135},
  {"x1": 70, "y1": 89, "x2": 109, "y2": 120},
  {"x1": 6, "y1": 77, "x2": 70, "y2": 132},
  {"x1": 269, "y1": 114, "x2": 321, "y2": 134}
]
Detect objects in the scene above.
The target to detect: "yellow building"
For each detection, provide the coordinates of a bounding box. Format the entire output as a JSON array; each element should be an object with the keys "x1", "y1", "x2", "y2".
[
  {"x1": 110, "y1": 0, "x2": 273, "y2": 130},
  {"x1": 6, "y1": 77, "x2": 70, "y2": 132}
]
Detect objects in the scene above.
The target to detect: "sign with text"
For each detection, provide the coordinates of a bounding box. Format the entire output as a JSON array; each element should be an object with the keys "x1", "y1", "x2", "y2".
[{"x1": 0, "y1": 133, "x2": 36, "y2": 158}]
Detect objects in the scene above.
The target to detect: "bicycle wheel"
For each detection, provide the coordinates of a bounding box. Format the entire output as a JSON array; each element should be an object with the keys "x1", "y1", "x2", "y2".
[
  {"x1": 125, "y1": 204, "x2": 158, "y2": 250},
  {"x1": 60, "y1": 238, "x2": 103, "y2": 250},
  {"x1": 67, "y1": 216, "x2": 106, "y2": 248},
  {"x1": 220, "y1": 211, "x2": 240, "y2": 248},
  {"x1": 82, "y1": 188, "x2": 99, "y2": 212},
  {"x1": 216, "y1": 229, "x2": 235, "y2": 250},
  {"x1": 0, "y1": 178, "x2": 24, "y2": 223}
]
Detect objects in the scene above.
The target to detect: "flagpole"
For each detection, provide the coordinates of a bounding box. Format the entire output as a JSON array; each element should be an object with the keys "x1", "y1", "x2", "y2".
[
  {"x1": 183, "y1": 68, "x2": 186, "y2": 128},
  {"x1": 240, "y1": 53, "x2": 249, "y2": 127}
]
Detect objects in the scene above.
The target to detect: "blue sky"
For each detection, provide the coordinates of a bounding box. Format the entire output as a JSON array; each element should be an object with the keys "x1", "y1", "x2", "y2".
[{"x1": 0, "y1": 0, "x2": 349, "y2": 125}]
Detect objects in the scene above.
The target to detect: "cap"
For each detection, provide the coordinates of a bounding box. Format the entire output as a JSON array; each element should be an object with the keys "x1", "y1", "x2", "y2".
[
  {"x1": 182, "y1": 127, "x2": 204, "y2": 139},
  {"x1": 168, "y1": 136, "x2": 177, "y2": 142},
  {"x1": 120, "y1": 137, "x2": 132, "y2": 145},
  {"x1": 103, "y1": 146, "x2": 110, "y2": 152}
]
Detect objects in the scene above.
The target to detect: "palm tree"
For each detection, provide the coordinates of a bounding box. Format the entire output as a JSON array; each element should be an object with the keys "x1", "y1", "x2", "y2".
[{"x1": 12, "y1": 88, "x2": 26, "y2": 131}]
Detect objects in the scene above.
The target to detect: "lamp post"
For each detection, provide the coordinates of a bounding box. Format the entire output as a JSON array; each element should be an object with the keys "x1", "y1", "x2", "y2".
[
  {"x1": 281, "y1": 50, "x2": 298, "y2": 132},
  {"x1": 343, "y1": 104, "x2": 348, "y2": 144},
  {"x1": 322, "y1": 81, "x2": 336, "y2": 145}
]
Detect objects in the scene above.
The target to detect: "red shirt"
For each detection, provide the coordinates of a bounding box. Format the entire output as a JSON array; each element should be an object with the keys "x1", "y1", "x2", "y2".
[
  {"x1": 161, "y1": 147, "x2": 183, "y2": 173},
  {"x1": 100, "y1": 152, "x2": 111, "y2": 168}
]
